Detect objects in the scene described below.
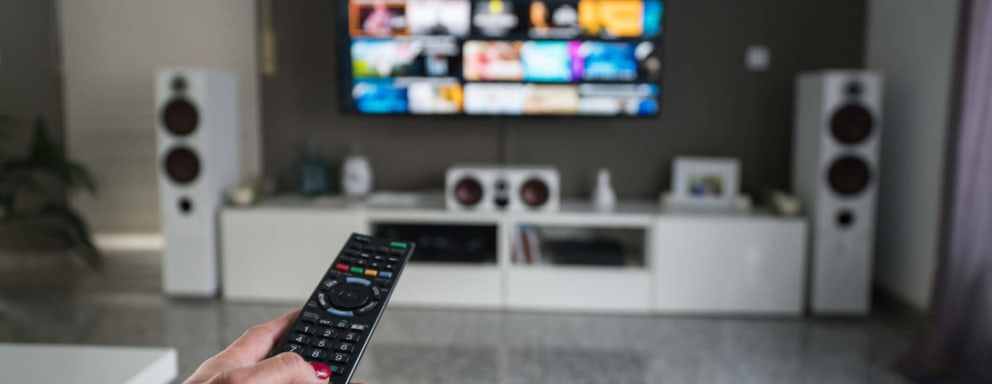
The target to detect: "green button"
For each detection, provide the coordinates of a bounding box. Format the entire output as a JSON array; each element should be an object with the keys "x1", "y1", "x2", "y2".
[
  {"x1": 329, "y1": 365, "x2": 343, "y2": 374},
  {"x1": 389, "y1": 241, "x2": 408, "y2": 249},
  {"x1": 350, "y1": 267, "x2": 364, "y2": 274}
]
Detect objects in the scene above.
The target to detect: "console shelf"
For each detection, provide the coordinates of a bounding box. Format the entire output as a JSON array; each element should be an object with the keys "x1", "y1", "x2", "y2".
[{"x1": 221, "y1": 195, "x2": 807, "y2": 315}]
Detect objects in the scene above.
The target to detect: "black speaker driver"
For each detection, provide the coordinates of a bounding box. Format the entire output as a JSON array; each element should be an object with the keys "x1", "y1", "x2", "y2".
[
  {"x1": 161, "y1": 99, "x2": 199, "y2": 136},
  {"x1": 454, "y1": 177, "x2": 484, "y2": 206},
  {"x1": 828, "y1": 156, "x2": 871, "y2": 196},
  {"x1": 830, "y1": 105, "x2": 873, "y2": 145},
  {"x1": 520, "y1": 178, "x2": 550, "y2": 208},
  {"x1": 163, "y1": 146, "x2": 201, "y2": 185}
]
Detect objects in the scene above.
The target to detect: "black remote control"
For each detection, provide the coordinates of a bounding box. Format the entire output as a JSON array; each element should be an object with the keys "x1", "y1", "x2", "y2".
[{"x1": 271, "y1": 233, "x2": 414, "y2": 383}]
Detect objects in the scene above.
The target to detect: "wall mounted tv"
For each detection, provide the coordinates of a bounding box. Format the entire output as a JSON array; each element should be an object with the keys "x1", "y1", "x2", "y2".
[{"x1": 337, "y1": 0, "x2": 665, "y2": 117}]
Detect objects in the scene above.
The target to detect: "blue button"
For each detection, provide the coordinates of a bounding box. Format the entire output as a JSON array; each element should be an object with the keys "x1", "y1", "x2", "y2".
[
  {"x1": 326, "y1": 308, "x2": 354, "y2": 318},
  {"x1": 379, "y1": 271, "x2": 393, "y2": 279},
  {"x1": 346, "y1": 277, "x2": 371, "y2": 286}
]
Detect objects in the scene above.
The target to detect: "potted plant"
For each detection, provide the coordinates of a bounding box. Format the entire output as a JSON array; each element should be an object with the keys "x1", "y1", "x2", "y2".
[{"x1": 0, "y1": 114, "x2": 100, "y2": 267}]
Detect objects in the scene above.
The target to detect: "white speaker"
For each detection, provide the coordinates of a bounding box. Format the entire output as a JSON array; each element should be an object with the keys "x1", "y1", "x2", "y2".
[
  {"x1": 446, "y1": 165, "x2": 560, "y2": 212},
  {"x1": 156, "y1": 68, "x2": 239, "y2": 296},
  {"x1": 793, "y1": 70, "x2": 882, "y2": 315}
]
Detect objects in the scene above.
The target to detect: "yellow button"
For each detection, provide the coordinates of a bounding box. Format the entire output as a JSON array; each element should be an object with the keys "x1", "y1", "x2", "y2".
[{"x1": 364, "y1": 269, "x2": 378, "y2": 277}]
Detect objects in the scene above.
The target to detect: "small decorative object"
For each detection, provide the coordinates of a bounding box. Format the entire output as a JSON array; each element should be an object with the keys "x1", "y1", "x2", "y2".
[
  {"x1": 298, "y1": 141, "x2": 333, "y2": 196},
  {"x1": 670, "y1": 157, "x2": 741, "y2": 210},
  {"x1": 341, "y1": 145, "x2": 373, "y2": 198},
  {"x1": 592, "y1": 168, "x2": 617, "y2": 211}
]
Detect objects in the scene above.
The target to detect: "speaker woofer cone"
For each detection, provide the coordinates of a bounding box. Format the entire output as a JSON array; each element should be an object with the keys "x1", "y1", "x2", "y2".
[
  {"x1": 520, "y1": 179, "x2": 550, "y2": 208},
  {"x1": 454, "y1": 177, "x2": 484, "y2": 206},
  {"x1": 830, "y1": 105, "x2": 873, "y2": 145},
  {"x1": 161, "y1": 99, "x2": 199, "y2": 136},
  {"x1": 828, "y1": 156, "x2": 871, "y2": 196},
  {"x1": 163, "y1": 146, "x2": 201, "y2": 184}
]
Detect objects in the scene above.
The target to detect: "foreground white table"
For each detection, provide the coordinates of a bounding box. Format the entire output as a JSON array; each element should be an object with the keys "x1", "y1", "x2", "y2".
[{"x1": 0, "y1": 343, "x2": 177, "y2": 384}]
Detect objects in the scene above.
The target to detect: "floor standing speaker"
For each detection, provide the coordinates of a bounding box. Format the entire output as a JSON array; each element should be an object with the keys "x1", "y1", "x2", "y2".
[
  {"x1": 793, "y1": 70, "x2": 882, "y2": 315},
  {"x1": 156, "y1": 68, "x2": 239, "y2": 296}
]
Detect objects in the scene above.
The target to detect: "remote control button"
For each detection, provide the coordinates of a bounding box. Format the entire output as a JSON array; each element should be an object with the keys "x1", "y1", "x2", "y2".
[
  {"x1": 336, "y1": 342, "x2": 355, "y2": 353},
  {"x1": 387, "y1": 256, "x2": 400, "y2": 263},
  {"x1": 334, "y1": 263, "x2": 349, "y2": 272},
  {"x1": 390, "y1": 248, "x2": 405, "y2": 256},
  {"x1": 291, "y1": 334, "x2": 311, "y2": 344},
  {"x1": 379, "y1": 271, "x2": 394, "y2": 279},
  {"x1": 350, "y1": 266, "x2": 364, "y2": 274},
  {"x1": 301, "y1": 311, "x2": 320, "y2": 322},
  {"x1": 335, "y1": 320, "x2": 350, "y2": 329},
  {"x1": 318, "y1": 327, "x2": 336, "y2": 338},
  {"x1": 390, "y1": 241, "x2": 408, "y2": 249},
  {"x1": 354, "y1": 235, "x2": 370, "y2": 243},
  {"x1": 329, "y1": 365, "x2": 347, "y2": 375},
  {"x1": 340, "y1": 332, "x2": 362, "y2": 343},
  {"x1": 349, "y1": 323, "x2": 370, "y2": 332},
  {"x1": 384, "y1": 264, "x2": 396, "y2": 270},
  {"x1": 373, "y1": 254, "x2": 385, "y2": 261},
  {"x1": 354, "y1": 259, "x2": 369, "y2": 266},
  {"x1": 305, "y1": 301, "x2": 319, "y2": 309},
  {"x1": 287, "y1": 344, "x2": 303, "y2": 354},
  {"x1": 361, "y1": 243, "x2": 376, "y2": 251},
  {"x1": 318, "y1": 318, "x2": 334, "y2": 327},
  {"x1": 343, "y1": 248, "x2": 359, "y2": 256},
  {"x1": 364, "y1": 269, "x2": 378, "y2": 277},
  {"x1": 338, "y1": 256, "x2": 356, "y2": 264},
  {"x1": 305, "y1": 348, "x2": 327, "y2": 360},
  {"x1": 370, "y1": 262, "x2": 383, "y2": 269},
  {"x1": 359, "y1": 252, "x2": 372, "y2": 259},
  {"x1": 317, "y1": 292, "x2": 329, "y2": 307},
  {"x1": 357, "y1": 300, "x2": 379, "y2": 315},
  {"x1": 325, "y1": 308, "x2": 354, "y2": 318},
  {"x1": 345, "y1": 277, "x2": 371, "y2": 286},
  {"x1": 296, "y1": 324, "x2": 317, "y2": 335},
  {"x1": 371, "y1": 286, "x2": 381, "y2": 299},
  {"x1": 314, "y1": 338, "x2": 332, "y2": 349},
  {"x1": 330, "y1": 353, "x2": 350, "y2": 364},
  {"x1": 329, "y1": 285, "x2": 371, "y2": 310}
]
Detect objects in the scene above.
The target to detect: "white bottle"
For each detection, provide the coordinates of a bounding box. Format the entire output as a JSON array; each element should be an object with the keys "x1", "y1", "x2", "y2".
[
  {"x1": 592, "y1": 168, "x2": 617, "y2": 211},
  {"x1": 342, "y1": 146, "x2": 373, "y2": 198}
]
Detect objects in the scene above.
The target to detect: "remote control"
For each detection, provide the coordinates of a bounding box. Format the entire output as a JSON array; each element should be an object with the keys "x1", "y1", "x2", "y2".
[{"x1": 270, "y1": 233, "x2": 415, "y2": 383}]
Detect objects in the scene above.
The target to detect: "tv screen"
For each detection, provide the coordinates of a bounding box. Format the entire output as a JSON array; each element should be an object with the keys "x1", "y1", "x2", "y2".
[{"x1": 338, "y1": 0, "x2": 665, "y2": 117}]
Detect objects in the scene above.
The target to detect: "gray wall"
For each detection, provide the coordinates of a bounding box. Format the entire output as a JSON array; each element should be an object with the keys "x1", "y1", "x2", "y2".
[
  {"x1": 867, "y1": 0, "x2": 961, "y2": 310},
  {"x1": 263, "y1": 1, "x2": 867, "y2": 199},
  {"x1": 0, "y1": 0, "x2": 63, "y2": 248}
]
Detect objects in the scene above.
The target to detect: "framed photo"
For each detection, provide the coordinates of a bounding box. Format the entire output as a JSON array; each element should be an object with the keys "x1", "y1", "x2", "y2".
[{"x1": 671, "y1": 157, "x2": 740, "y2": 207}]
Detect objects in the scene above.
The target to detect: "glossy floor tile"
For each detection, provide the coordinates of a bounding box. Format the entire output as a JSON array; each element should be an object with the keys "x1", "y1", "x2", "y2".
[{"x1": 0, "y1": 251, "x2": 916, "y2": 383}]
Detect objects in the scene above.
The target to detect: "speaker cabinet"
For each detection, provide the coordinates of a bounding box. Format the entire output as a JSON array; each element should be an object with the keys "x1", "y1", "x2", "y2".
[
  {"x1": 446, "y1": 165, "x2": 560, "y2": 212},
  {"x1": 793, "y1": 71, "x2": 882, "y2": 315},
  {"x1": 156, "y1": 68, "x2": 239, "y2": 296}
]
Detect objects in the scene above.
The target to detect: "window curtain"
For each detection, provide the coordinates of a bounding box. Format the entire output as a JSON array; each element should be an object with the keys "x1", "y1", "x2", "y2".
[{"x1": 902, "y1": 0, "x2": 992, "y2": 381}]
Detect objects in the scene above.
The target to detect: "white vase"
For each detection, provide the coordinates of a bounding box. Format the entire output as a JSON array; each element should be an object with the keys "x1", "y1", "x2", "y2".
[
  {"x1": 592, "y1": 168, "x2": 617, "y2": 211},
  {"x1": 341, "y1": 149, "x2": 373, "y2": 198}
]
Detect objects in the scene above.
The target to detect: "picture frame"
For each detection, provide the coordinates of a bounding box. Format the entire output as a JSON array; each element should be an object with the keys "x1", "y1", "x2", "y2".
[{"x1": 671, "y1": 157, "x2": 741, "y2": 208}]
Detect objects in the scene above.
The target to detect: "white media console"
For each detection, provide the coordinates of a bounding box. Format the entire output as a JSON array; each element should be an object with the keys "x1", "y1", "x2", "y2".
[{"x1": 221, "y1": 195, "x2": 808, "y2": 315}]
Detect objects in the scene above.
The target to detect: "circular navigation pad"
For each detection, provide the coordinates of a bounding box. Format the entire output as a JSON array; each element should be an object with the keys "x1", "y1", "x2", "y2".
[{"x1": 328, "y1": 283, "x2": 371, "y2": 310}]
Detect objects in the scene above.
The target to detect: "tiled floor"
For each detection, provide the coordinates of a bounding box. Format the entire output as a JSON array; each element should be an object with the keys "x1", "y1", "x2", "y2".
[{"x1": 0, "y1": 251, "x2": 918, "y2": 384}]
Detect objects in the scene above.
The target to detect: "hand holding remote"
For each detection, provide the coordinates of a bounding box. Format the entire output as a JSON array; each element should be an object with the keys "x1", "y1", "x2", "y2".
[{"x1": 184, "y1": 310, "x2": 365, "y2": 384}]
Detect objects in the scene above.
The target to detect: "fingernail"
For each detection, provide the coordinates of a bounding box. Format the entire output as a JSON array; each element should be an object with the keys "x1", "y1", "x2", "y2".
[{"x1": 311, "y1": 362, "x2": 331, "y2": 380}]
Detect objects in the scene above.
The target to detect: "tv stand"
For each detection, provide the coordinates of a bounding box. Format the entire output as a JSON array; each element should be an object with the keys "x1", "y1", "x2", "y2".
[{"x1": 221, "y1": 195, "x2": 808, "y2": 315}]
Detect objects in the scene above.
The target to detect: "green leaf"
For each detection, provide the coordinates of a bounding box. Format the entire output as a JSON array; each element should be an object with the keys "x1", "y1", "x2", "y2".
[{"x1": 40, "y1": 203, "x2": 102, "y2": 268}]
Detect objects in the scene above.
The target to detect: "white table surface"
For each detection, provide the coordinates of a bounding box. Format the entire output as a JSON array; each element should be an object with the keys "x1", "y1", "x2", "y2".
[{"x1": 0, "y1": 343, "x2": 177, "y2": 384}]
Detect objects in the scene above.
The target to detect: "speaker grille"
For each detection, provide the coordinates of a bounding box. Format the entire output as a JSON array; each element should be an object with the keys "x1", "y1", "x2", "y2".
[
  {"x1": 161, "y1": 99, "x2": 199, "y2": 136},
  {"x1": 830, "y1": 105, "x2": 873, "y2": 145},
  {"x1": 520, "y1": 178, "x2": 550, "y2": 208},
  {"x1": 163, "y1": 147, "x2": 201, "y2": 184},
  {"x1": 828, "y1": 156, "x2": 871, "y2": 196}
]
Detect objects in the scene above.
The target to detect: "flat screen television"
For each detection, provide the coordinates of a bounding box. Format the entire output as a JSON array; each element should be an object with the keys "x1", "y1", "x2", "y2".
[{"x1": 337, "y1": 0, "x2": 665, "y2": 117}]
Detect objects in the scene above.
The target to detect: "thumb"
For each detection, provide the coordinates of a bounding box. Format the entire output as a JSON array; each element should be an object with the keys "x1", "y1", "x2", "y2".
[{"x1": 212, "y1": 352, "x2": 327, "y2": 384}]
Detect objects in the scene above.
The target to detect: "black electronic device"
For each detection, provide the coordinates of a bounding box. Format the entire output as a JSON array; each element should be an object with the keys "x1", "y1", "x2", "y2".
[{"x1": 270, "y1": 233, "x2": 415, "y2": 383}]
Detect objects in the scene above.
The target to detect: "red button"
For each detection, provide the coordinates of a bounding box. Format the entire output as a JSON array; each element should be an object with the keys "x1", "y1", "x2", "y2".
[
  {"x1": 334, "y1": 263, "x2": 349, "y2": 272},
  {"x1": 311, "y1": 362, "x2": 331, "y2": 380}
]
